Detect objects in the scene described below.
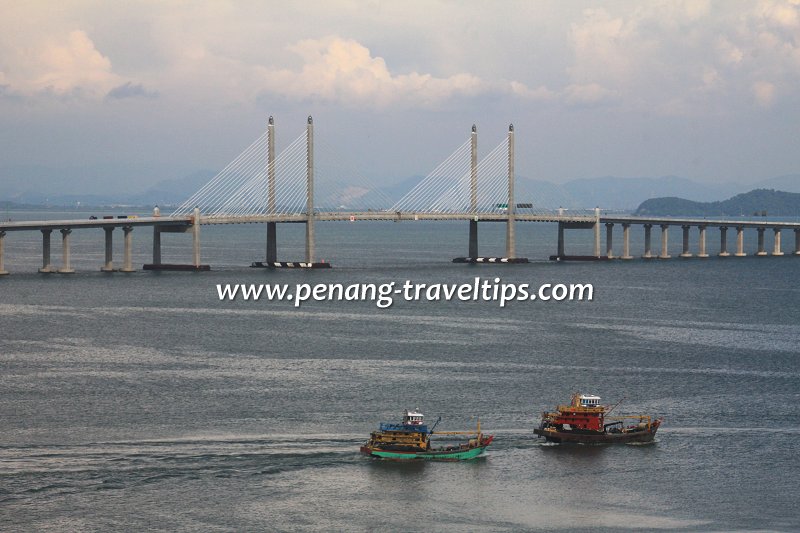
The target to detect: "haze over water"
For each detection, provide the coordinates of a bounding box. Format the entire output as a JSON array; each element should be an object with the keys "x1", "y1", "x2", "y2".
[{"x1": 2, "y1": 212, "x2": 799, "y2": 531}]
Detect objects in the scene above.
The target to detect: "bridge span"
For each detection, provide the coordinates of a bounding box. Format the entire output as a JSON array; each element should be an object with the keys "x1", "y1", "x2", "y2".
[
  {"x1": 1, "y1": 116, "x2": 798, "y2": 274},
  {"x1": 1, "y1": 210, "x2": 798, "y2": 275}
]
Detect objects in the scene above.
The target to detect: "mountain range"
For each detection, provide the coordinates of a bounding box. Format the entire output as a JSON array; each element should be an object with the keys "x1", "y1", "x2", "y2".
[
  {"x1": 635, "y1": 189, "x2": 800, "y2": 217},
  {"x1": 1, "y1": 163, "x2": 797, "y2": 211}
]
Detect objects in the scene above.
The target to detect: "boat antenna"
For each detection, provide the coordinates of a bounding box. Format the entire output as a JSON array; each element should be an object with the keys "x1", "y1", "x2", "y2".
[
  {"x1": 428, "y1": 416, "x2": 441, "y2": 434},
  {"x1": 606, "y1": 397, "x2": 626, "y2": 416}
]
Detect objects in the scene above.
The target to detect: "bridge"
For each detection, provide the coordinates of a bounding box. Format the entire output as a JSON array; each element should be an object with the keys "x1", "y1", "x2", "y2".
[{"x1": 1, "y1": 116, "x2": 798, "y2": 274}]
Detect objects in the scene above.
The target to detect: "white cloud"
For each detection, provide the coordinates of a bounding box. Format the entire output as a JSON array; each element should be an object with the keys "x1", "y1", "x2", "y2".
[
  {"x1": 752, "y1": 80, "x2": 776, "y2": 106},
  {"x1": 263, "y1": 36, "x2": 518, "y2": 108},
  {"x1": 562, "y1": 1, "x2": 800, "y2": 113},
  {"x1": 563, "y1": 83, "x2": 617, "y2": 105},
  {"x1": 1, "y1": 30, "x2": 122, "y2": 97}
]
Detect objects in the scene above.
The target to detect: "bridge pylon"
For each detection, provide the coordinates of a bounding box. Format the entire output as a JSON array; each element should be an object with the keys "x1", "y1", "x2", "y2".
[
  {"x1": 251, "y1": 115, "x2": 330, "y2": 268},
  {"x1": 452, "y1": 123, "x2": 528, "y2": 264}
]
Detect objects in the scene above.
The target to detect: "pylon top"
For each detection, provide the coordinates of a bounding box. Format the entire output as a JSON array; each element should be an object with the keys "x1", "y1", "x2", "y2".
[
  {"x1": 268, "y1": 116, "x2": 274, "y2": 125},
  {"x1": 308, "y1": 115, "x2": 313, "y2": 124}
]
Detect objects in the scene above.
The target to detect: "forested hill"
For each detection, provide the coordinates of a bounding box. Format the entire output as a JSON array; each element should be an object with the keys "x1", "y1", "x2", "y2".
[{"x1": 634, "y1": 189, "x2": 800, "y2": 217}]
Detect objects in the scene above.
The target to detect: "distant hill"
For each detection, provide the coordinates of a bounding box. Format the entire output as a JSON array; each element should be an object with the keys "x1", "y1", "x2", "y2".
[
  {"x1": 561, "y1": 175, "x2": 739, "y2": 210},
  {"x1": 755, "y1": 174, "x2": 800, "y2": 193},
  {"x1": 635, "y1": 189, "x2": 800, "y2": 217}
]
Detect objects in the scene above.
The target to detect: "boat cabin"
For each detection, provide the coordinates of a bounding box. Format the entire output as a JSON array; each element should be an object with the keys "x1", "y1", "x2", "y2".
[
  {"x1": 404, "y1": 409, "x2": 424, "y2": 425},
  {"x1": 576, "y1": 394, "x2": 602, "y2": 408},
  {"x1": 542, "y1": 393, "x2": 606, "y2": 432}
]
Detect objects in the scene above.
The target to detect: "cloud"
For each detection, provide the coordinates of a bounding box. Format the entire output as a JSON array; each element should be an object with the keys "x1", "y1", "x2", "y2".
[
  {"x1": 563, "y1": 1, "x2": 800, "y2": 113},
  {"x1": 752, "y1": 80, "x2": 776, "y2": 106},
  {"x1": 261, "y1": 36, "x2": 491, "y2": 107},
  {"x1": 106, "y1": 82, "x2": 158, "y2": 100},
  {"x1": 563, "y1": 83, "x2": 617, "y2": 106},
  {"x1": 0, "y1": 30, "x2": 124, "y2": 98},
  {"x1": 509, "y1": 81, "x2": 556, "y2": 101}
]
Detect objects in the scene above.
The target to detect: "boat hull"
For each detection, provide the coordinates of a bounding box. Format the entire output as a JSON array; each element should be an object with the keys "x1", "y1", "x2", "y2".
[
  {"x1": 534, "y1": 424, "x2": 659, "y2": 444},
  {"x1": 360, "y1": 444, "x2": 489, "y2": 461}
]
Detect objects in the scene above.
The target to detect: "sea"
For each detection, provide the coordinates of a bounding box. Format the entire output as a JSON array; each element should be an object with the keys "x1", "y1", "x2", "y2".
[{"x1": 1, "y1": 208, "x2": 799, "y2": 532}]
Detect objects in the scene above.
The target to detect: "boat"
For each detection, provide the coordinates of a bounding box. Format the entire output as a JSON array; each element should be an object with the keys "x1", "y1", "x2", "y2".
[
  {"x1": 360, "y1": 408, "x2": 494, "y2": 460},
  {"x1": 533, "y1": 393, "x2": 661, "y2": 444}
]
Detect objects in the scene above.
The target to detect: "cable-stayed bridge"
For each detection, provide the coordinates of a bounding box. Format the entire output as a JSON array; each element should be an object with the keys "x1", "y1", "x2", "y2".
[{"x1": 0, "y1": 116, "x2": 799, "y2": 273}]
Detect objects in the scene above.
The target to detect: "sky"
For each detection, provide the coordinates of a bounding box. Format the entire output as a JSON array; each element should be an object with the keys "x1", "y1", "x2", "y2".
[{"x1": 1, "y1": 0, "x2": 799, "y2": 197}]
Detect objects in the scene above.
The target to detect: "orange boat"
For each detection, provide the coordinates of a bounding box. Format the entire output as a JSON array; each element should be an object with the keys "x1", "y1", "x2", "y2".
[{"x1": 534, "y1": 393, "x2": 661, "y2": 444}]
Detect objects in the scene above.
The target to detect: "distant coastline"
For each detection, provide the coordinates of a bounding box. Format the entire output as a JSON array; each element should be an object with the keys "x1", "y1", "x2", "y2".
[{"x1": 635, "y1": 189, "x2": 800, "y2": 217}]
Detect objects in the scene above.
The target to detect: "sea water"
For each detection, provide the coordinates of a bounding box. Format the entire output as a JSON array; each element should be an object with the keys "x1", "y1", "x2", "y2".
[{"x1": 1, "y1": 210, "x2": 799, "y2": 531}]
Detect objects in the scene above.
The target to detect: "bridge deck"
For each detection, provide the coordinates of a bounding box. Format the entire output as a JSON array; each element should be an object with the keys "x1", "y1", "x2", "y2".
[
  {"x1": 2, "y1": 213, "x2": 799, "y2": 231},
  {"x1": 0, "y1": 216, "x2": 192, "y2": 232}
]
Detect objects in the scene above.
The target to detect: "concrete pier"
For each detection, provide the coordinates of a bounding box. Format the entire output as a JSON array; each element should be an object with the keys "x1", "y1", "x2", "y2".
[
  {"x1": 557, "y1": 222, "x2": 565, "y2": 258},
  {"x1": 102, "y1": 227, "x2": 115, "y2": 271},
  {"x1": 266, "y1": 223, "x2": 277, "y2": 263},
  {"x1": 593, "y1": 208, "x2": 601, "y2": 258},
  {"x1": 680, "y1": 225, "x2": 692, "y2": 258},
  {"x1": 121, "y1": 226, "x2": 135, "y2": 272},
  {"x1": 697, "y1": 225, "x2": 709, "y2": 258},
  {"x1": 795, "y1": 229, "x2": 800, "y2": 255},
  {"x1": 468, "y1": 125, "x2": 479, "y2": 258},
  {"x1": 605, "y1": 223, "x2": 614, "y2": 259},
  {"x1": 468, "y1": 219, "x2": 478, "y2": 258},
  {"x1": 756, "y1": 228, "x2": 767, "y2": 256},
  {"x1": 305, "y1": 116, "x2": 315, "y2": 264},
  {"x1": 621, "y1": 223, "x2": 633, "y2": 259},
  {"x1": 505, "y1": 124, "x2": 516, "y2": 258},
  {"x1": 772, "y1": 228, "x2": 784, "y2": 256},
  {"x1": 735, "y1": 226, "x2": 746, "y2": 257},
  {"x1": 58, "y1": 229, "x2": 75, "y2": 273},
  {"x1": 192, "y1": 207, "x2": 201, "y2": 268},
  {"x1": 719, "y1": 226, "x2": 730, "y2": 257},
  {"x1": 266, "y1": 116, "x2": 277, "y2": 263},
  {"x1": 659, "y1": 224, "x2": 671, "y2": 259},
  {"x1": 0, "y1": 231, "x2": 8, "y2": 275},
  {"x1": 643, "y1": 224, "x2": 653, "y2": 259},
  {"x1": 39, "y1": 229, "x2": 54, "y2": 273},
  {"x1": 152, "y1": 227, "x2": 161, "y2": 266}
]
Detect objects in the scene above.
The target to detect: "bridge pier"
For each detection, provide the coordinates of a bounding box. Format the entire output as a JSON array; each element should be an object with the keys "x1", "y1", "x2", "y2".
[
  {"x1": 151, "y1": 227, "x2": 161, "y2": 267},
  {"x1": 557, "y1": 222, "x2": 565, "y2": 258},
  {"x1": 121, "y1": 226, "x2": 135, "y2": 272},
  {"x1": 795, "y1": 229, "x2": 800, "y2": 255},
  {"x1": 39, "y1": 229, "x2": 54, "y2": 273},
  {"x1": 659, "y1": 224, "x2": 671, "y2": 259},
  {"x1": 469, "y1": 125, "x2": 478, "y2": 259},
  {"x1": 468, "y1": 219, "x2": 478, "y2": 258},
  {"x1": 266, "y1": 222, "x2": 277, "y2": 263},
  {"x1": 719, "y1": 226, "x2": 730, "y2": 257},
  {"x1": 642, "y1": 224, "x2": 653, "y2": 259},
  {"x1": 735, "y1": 226, "x2": 746, "y2": 257},
  {"x1": 505, "y1": 124, "x2": 516, "y2": 258},
  {"x1": 306, "y1": 116, "x2": 315, "y2": 264},
  {"x1": 266, "y1": 116, "x2": 278, "y2": 264},
  {"x1": 605, "y1": 223, "x2": 614, "y2": 259},
  {"x1": 58, "y1": 229, "x2": 75, "y2": 273},
  {"x1": 192, "y1": 207, "x2": 201, "y2": 268},
  {"x1": 593, "y1": 208, "x2": 601, "y2": 258},
  {"x1": 621, "y1": 223, "x2": 633, "y2": 259},
  {"x1": 101, "y1": 227, "x2": 116, "y2": 272},
  {"x1": 680, "y1": 225, "x2": 692, "y2": 258},
  {"x1": 697, "y1": 226, "x2": 708, "y2": 258},
  {"x1": 0, "y1": 231, "x2": 7, "y2": 275},
  {"x1": 772, "y1": 228, "x2": 784, "y2": 256},
  {"x1": 756, "y1": 228, "x2": 767, "y2": 256}
]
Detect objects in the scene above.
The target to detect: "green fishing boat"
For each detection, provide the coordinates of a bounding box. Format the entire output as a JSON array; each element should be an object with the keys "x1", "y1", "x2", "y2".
[{"x1": 360, "y1": 409, "x2": 494, "y2": 461}]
